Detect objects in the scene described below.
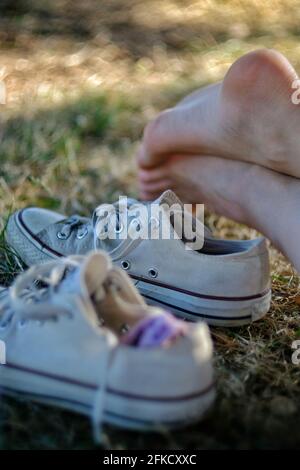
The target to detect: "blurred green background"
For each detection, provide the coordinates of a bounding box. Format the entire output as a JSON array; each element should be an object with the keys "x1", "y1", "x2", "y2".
[
  {"x1": 1, "y1": 0, "x2": 300, "y2": 450},
  {"x1": 2, "y1": 0, "x2": 300, "y2": 214}
]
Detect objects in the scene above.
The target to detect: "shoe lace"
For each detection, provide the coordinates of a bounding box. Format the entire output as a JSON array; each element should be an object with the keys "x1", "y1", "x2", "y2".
[
  {"x1": 93, "y1": 199, "x2": 205, "y2": 256},
  {"x1": 58, "y1": 200, "x2": 149, "y2": 260},
  {"x1": 91, "y1": 346, "x2": 113, "y2": 443},
  {"x1": 93, "y1": 200, "x2": 129, "y2": 239},
  {"x1": 92, "y1": 201, "x2": 149, "y2": 261},
  {"x1": 0, "y1": 257, "x2": 83, "y2": 333},
  {"x1": 58, "y1": 215, "x2": 89, "y2": 239}
]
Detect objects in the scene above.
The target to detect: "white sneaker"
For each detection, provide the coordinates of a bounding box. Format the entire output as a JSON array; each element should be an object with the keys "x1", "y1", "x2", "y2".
[
  {"x1": 0, "y1": 251, "x2": 214, "y2": 441},
  {"x1": 6, "y1": 190, "x2": 271, "y2": 326}
]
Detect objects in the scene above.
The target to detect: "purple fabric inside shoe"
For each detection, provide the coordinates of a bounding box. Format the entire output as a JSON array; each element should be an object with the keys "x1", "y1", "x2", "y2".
[{"x1": 121, "y1": 312, "x2": 188, "y2": 348}]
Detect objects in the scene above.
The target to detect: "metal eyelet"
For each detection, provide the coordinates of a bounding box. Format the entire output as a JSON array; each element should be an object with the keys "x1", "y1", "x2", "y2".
[
  {"x1": 76, "y1": 227, "x2": 88, "y2": 239},
  {"x1": 150, "y1": 216, "x2": 160, "y2": 229},
  {"x1": 115, "y1": 222, "x2": 124, "y2": 234},
  {"x1": 121, "y1": 260, "x2": 131, "y2": 270},
  {"x1": 0, "y1": 315, "x2": 13, "y2": 330},
  {"x1": 57, "y1": 231, "x2": 68, "y2": 240},
  {"x1": 120, "y1": 323, "x2": 129, "y2": 334},
  {"x1": 131, "y1": 218, "x2": 141, "y2": 232},
  {"x1": 18, "y1": 319, "x2": 27, "y2": 329},
  {"x1": 148, "y1": 268, "x2": 158, "y2": 278}
]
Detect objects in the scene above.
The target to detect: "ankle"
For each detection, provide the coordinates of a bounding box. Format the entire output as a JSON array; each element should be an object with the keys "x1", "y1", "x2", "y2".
[{"x1": 241, "y1": 165, "x2": 300, "y2": 260}]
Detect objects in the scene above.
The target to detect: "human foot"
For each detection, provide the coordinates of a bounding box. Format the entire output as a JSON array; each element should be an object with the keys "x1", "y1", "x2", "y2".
[
  {"x1": 139, "y1": 154, "x2": 300, "y2": 272},
  {"x1": 139, "y1": 155, "x2": 250, "y2": 222},
  {"x1": 138, "y1": 49, "x2": 300, "y2": 177}
]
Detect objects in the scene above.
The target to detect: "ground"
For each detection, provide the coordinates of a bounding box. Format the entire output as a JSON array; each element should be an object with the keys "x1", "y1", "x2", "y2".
[{"x1": 1, "y1": 0, "x2": 300, "y2": 450}]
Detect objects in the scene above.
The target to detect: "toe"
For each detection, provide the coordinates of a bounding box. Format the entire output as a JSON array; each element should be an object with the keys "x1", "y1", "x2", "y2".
[
  {"x1": 138, "y1": 166, "x2": 169, "y2": 183},
  {"x1": 139, "y1": 178, "x2": 173, "y2": 201},
  {"x1": 139, "y1": 178, "x2": 173, "y2": 194}
]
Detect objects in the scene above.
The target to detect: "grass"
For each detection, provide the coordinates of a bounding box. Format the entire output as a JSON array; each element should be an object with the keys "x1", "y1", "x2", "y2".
[{"x1": 1, "y1": 0, "x2": 300, "y2": 449}]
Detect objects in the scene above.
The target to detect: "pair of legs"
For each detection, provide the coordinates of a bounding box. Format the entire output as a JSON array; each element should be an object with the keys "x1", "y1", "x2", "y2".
[{"x1": 137, "y1": 49, "x2": 300, "y2": 272}]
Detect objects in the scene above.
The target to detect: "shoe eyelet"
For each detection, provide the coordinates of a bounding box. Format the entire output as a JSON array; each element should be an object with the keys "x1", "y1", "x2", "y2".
[
  {"x1": 131, "y1": 218, "x2": 141, "y2": 232},
  {"x1": 148, "y1": 268, "x2": 158, "y2": 278},
  {"x1": 57, "y1": 231, "x2": 68, "y2": 240},
  {"x1": 121, "y1": 260, "x2": 131, "y2": 270},
  {"x1": 115, "y1": 222, "x2": 124, "y2": 234},
  {"x1": 76, "y1": 227, "x2": 88, "y2": 239},
  {"x1": 18, "y1": 319, "x2": 27, "y2": 329},
  {"x1": 150, "y1": 216, "x2": 160, "y2": 229},
  {"x1": 0, "y1": 313, "x2": 13, "y2": 330},
  {"x1": 121, "y1": 323, "x2": 129, "y2": 334}
]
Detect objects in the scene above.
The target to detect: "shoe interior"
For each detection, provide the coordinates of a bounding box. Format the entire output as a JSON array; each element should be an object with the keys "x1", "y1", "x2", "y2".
[
  {"x1": 90, "y1": 266, "x2": 186, "y2": 348},
  {"x1": 96, "y1": 282, "x2": 145, "y2": 333},
  {"x1": 169, "y1": 210, "x2": 261, "y2": 255},
  {"x1": 200, "y1": 236, "x2": 262, "y2": 255},
  {"x1": 82, "y1": 254, "x2": 153, "y2": 337}
]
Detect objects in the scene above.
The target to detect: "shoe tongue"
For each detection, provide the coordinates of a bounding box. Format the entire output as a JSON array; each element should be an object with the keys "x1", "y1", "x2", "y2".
[
  {"x1": 60, "y1": 252, "x2": 110, "y2": 295},
  {"x1": 155, "y1": 190, "x2": 212, "y2": 239},
  {"x1": 154, "y1": 189, "x2": 184, "y2": 207},
  {"x1": 59, "y1": 252, "x2": 112, "y2": 323}
]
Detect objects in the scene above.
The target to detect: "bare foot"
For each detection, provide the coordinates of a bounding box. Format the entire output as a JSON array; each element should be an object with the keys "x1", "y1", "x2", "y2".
[
  {"x1": 139, "y1": 155, "x2": 249, "y2": 221},
  {"x1": 139, "y1": 154, "x2": 300, "y2": 271},
  {"x1": 138, "y1": 49, "x2": 300, "y2": 177}
]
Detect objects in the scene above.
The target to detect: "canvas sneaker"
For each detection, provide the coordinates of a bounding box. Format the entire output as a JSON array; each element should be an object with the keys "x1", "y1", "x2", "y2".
[
  {"x1": 0, "y1": 251, "x2": 215, "y2": 441},
  {"x1": 6, "y1": 190, "x2": 271, "y2": 326}
]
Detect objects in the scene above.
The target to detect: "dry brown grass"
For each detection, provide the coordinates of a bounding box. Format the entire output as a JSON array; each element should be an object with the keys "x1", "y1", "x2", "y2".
[{"x1": 1, "y1": 0, "x2": 300, "y2": 449}]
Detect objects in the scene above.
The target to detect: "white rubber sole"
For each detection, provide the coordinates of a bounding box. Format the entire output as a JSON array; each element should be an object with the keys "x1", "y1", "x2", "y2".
[
  {"x1": 135, "y1": 279, "x2": 271, "y2": 327},
  {"x1": 0, "y1": 363, "x2": 215, "y2": 432}
]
